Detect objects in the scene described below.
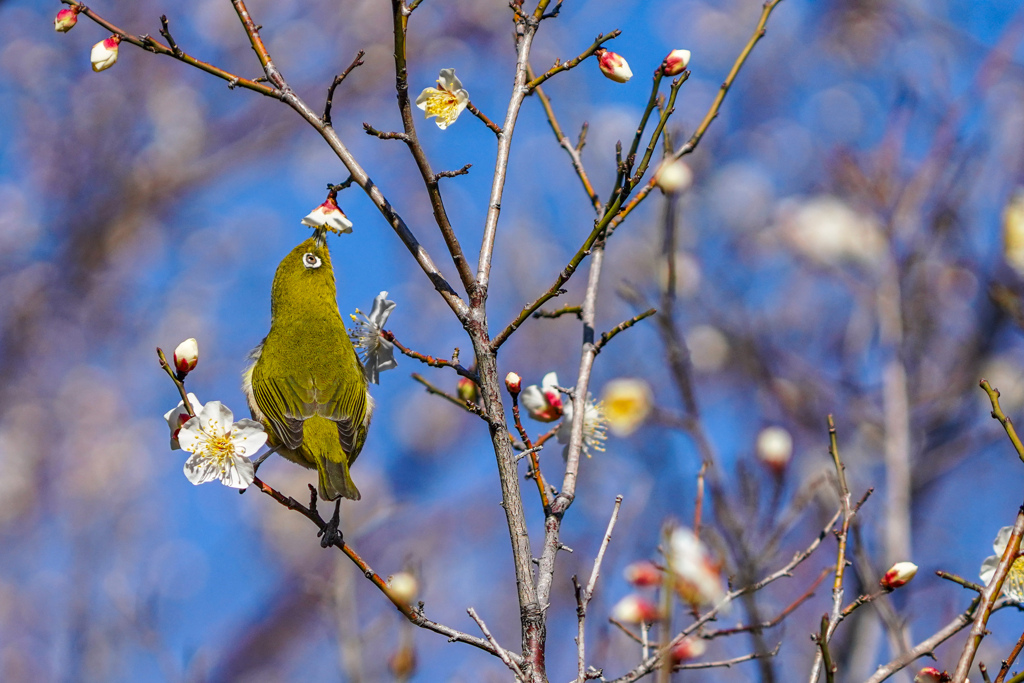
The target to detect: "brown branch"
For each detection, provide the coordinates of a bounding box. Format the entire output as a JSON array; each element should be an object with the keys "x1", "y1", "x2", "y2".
[
  {"x1": 704, "y1": 565, "x2": 832, "y2": 638},
  {"x1": 937, "y1": 570, "x2": 986, "y2": 594},
  {"x1": 812, "y1": 614, "x2": 836, "y2": 683},
  {"x1": 527, "y1": 31, "x2": 621, "y2": 90},
  {"x1": 249, "y1": 477, "x2": 521, "y2": 664},
  {"x1": 411, "y1": 373, "x2": 487, "y2": 419},
  {"x1": 981, "y1": 379, "x2": 1024, "y2": 465},
  {"x1": 383, "y1": 330, "x2": 475, "y2": 380},
  {"x1": 466, "y1": 101, "x2": 503, "y2": 136},
  {"x1": 156, "y1": 347, "x2": 195, "y2": 416},
  {"x1": 323, "y1": 51, "x2": 366, "y2": 126},
  {"x1": 593, "y1": 308, "x2": 656, "y2": 354},
  {"x1": 61, "y1": 1, "x2": 280, "y2": 97},
  {"x1": 390, "y1": 0, "x2": 477, "y2": 296},
  {"x1": 434, "y1": 164, "x2": 473, "y2": 181},
  {"x1": 467, "y1": 608, "x2": 526, "y2": 681},
  {"x1": 363, "y1": 123, "x2": 410, "y2": 141},
  {"x1": 510, "y1": 392, "x2": 551, "y2": 510},
  {"x1": 994, "y1": 627, "x2": 1024, "y2": 683},
  {"x1": 528, "y1": 64, "x2": 601, "y2": 213},
  {"x1": 534, "y1": 304, "x2": 583, "y2": 320},
  {"x1": 575, "y1": 496, "x2": 624, "y2": 682}
]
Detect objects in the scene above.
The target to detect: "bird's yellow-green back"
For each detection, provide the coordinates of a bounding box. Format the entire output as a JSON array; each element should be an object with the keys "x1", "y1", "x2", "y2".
[{"x1": 244, "y1": 235, "x2": 370, "y2": 501}]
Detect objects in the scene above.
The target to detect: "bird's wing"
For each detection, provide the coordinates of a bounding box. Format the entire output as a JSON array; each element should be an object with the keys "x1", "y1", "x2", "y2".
[
  {"x1": 251, "y1": 368, "x2": 316, "y2": 450},
  {"x1": 315, "y1": 375, "x2": 367, "y2": 461}
]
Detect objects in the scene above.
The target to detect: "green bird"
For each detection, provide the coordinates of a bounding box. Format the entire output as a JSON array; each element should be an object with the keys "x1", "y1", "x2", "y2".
[{"x1": 242, "y1": 232, "x2": 372, "y2": 501}]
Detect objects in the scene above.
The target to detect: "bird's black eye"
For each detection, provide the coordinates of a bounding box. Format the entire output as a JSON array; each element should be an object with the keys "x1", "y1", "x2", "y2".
[{"x1": 303, "y1": 253, "x2": 322, "y2": 269}]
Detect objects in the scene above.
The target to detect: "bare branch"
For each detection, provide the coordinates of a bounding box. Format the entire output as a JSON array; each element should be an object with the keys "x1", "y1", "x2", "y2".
[
  {"x1": 323, "y1": 51, "x2": 366, "y2": 126},
  {"x1": 527, "y1": 31, "x2": 621, "y2": 90}
]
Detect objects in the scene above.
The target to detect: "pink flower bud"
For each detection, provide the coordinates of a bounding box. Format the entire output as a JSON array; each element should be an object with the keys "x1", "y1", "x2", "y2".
[
  {"x1": 91, "y1": 35, "x2": 120, "y2": 72},
  {"x1": 54, "y1": 7, "x2": 80, "y2": 33},
  {"x1": 913, "y1": 668, "x2": 943, "y2": 683},
  {"x1": 669, "y1": 636, "x2": 706, "y2": 663},
  {"x1": 611, "y1": 595, "x2": 660, "y2": 624},
  {"x1": 457, "y1": 376, "x2": 479, "y2": 403},
  {"x1": 880, "y1": 561, "x2": 918, "y2": 590},
  {"x1": 624, "y1": 561, "x2": 662, "y2": 587},
  {"x1": 596, "y1": 49, "x2": 632, "y2": 83},
  {"x1": 505, "y1": 372, "x2": 522, "y2": 394},
  {"x1": 662, "y1": 49, "x2": 691, "y2": 76},
  {"x1": 173, "y1": 338, "x2": 199, "y2": 376}
]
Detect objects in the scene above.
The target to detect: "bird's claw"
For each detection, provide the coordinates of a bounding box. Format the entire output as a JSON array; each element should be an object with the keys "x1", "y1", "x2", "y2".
[{"x1": 318, "y1": 499, "x2": 343, "y2": 548}]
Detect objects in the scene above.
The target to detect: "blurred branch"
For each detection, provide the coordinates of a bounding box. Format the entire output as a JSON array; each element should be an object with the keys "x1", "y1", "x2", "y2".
[
  {"x1": 410, "y1": 373, "x2": 487, "y2": 419},
  {"x1": 674, "y1": 645, "x2": 780, "y2": 671},
  {"x1": 534, "y1": 304, "x2": 583, "y2": 320}
]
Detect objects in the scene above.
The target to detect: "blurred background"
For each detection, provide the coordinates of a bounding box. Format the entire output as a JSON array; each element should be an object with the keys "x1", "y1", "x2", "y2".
[{"x1": 2, "y1": 0, "x2": 1024, "y2": 680}]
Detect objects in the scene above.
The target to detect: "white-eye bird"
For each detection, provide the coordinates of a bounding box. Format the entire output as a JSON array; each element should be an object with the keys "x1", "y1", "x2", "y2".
[{"x1": 242, "y1": 231, "x2": 372, "y2": 501}]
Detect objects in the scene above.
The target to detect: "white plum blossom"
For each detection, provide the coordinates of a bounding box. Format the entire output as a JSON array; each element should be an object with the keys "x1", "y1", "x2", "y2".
[
  {"x1": 349, "y1": 291, "x2": 398, "y2": 384},
  {"x1": 416, "y1": 69, "x2": 469, "y2": 130},
  {"x1": 669, "y1": 527, "x2": 726, "y2": 608},
  {"x1": 520, "y1": 372, "x2": 563, "y2": 422},
  {"x1": 177, "y1": 401, "x2": 266, "y2": 489},
  {"x1": 980, "y1": 526, "x2": 1024, "y2": 602},
  {"x1": 164, "y1": 393, "x2": 203, "y2": 450},
  {"x1": 557, "y1": 393, "x2": 608, "y2": 458},
  {"x1": 302, "y1": 193, "x2": 353, "y2": 234},
  {"x1": 91, "y1": 36, "x2": 120, "y2": 72}
]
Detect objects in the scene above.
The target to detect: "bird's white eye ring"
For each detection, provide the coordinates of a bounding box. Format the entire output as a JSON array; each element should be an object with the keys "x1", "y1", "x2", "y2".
[{"x1": 303, "y1": 253, "x2": 322, "y2": 269}]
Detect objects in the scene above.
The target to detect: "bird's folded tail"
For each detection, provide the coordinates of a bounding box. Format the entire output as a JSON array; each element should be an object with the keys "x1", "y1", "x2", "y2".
[{"x1": 318, "y1": 453, "x2": 361, "y2": 501}]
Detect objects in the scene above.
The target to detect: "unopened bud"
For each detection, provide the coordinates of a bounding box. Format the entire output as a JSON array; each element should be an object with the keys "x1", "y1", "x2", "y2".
[
  {"x1": 387, "y1": 571, "x2": 419, "y2": 604},
  {"x1": 662, "y1": 49, "x2": 691, "y2": 76},
  {"x1": 505, "y1": 371, "x2": 522, "y2": 394},
  {"x1": 655, "y1": 159, "x2": 694, "y2": 194},
  {"x1": 388, "y1": 643, "x2": 416, "y2": 679},
  {"x1": 624, "y1": 561, "x2": 662, "y2": 587},
  {"x1": 91, "y1": 35, "x2": 120, "y2": 72},
  {"x1": 611, "y1": 594, "x2": 660, "y2": 624},
  {"x1": 881, "y1": 561, "x2": 918, "y2": 590},
  {"x1": 756, "y1": 426, "x2": 793, "y2": 472},
  {"x1": 596, "y1": 49, "x2": 632, "y2": 83},
  {"x1": 913, "y1": 668, "x2": 943, "y2": 683},
  {"x1": 457, "y1": 376, "x2": 479, "y2": 403},
  {"x1": 54, "y1": 7, "x2": 80, "y2": 32},
  {"x1": 669, "y1": 636, "x2": 706, "y2": 663},
  {"x1": 173, "y1": 338, "x2": 199, "y2": 376}
]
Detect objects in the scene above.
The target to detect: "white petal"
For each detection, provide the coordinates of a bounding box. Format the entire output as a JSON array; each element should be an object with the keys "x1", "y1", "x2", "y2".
[
  {"x1": 301, "y1": 207, "x2": 327, "y2": 227},
  {"x1": 556, "y1": 418, "x2": 571, "y2": 445},
  {"x1": 981, "y1": 555, "x2": 999, "y2": 584},
  {"x1": 994, "y1": 526, "x2": 1015, "y2": 554},
  {"x1": 183, "y1": 453, "x2": 221, "y2": 485},
  {"x1": 231, "y1": 420, "x2": 268, "y2": 456},
  {"x1": 177, "y1": 417, "x2": 204, "y2": 453},
  {"x1": 416, "y1": 87, "x2": 440, "y2": 110},
  {"x1": 438, "y1": 68, "x2": 461, "y2": 92},
  {"x1": 368, "y1": 292, "x2": 397, "y2": 328},
  {"x1": 198, "y1": 401, "x2": 234, "y2": 438},
  {"x1": 219, "y1": 456, "x2": 255, "y2": 489},
  {"x1": 520, "y1": 386, "x2": 547, "y2": 413},
  {"x1": 325, "y1": 212, "x2": 353, "y2": 234},
  {"x1": 541, "y1": 372, "x2": 559, "y2": 390}
]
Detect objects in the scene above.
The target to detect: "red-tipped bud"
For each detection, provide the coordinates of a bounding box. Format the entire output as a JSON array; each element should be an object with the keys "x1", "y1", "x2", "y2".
[
  {"x1": 881, "y1": 561, "x2": 918, "y2": 589},
  {"x1": 669, "y1": 636, "x2": 706, "y2": 663},
  {"x1": 624, "y1": 561, "x2": 662, "y2": 587},
  {"x1": 913, "y1": 668, "x2": 944, "y2": 683},
  {"x1": 54, "y1": 7, "x2": 80, "y2": 32},
  {"x1": 505, "y1": 372, "x2": 522, "y2": 395},
  {"x1": 91, "y1": 35, "x2": 120, "y2": 72},
  {"x1": 596, "y1": 49, "x2": 632, "y2": 83},
  {"x1": 611, "y1": 594, "x2": 660, "y2": 624},
  {"x1": 457, "y1": 376, "x2": 479, "y2": 403},
  {"x1": 662, "y1": 49, "x2": 691, "y2": 76},
  {"x1": 173, "y1": 338, "x2": 199, "y2": 376}
]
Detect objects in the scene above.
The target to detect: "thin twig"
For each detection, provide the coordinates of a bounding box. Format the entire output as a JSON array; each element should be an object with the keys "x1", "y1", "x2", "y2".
[
  {"x1": 434, "y1": 164, "x2": 473, "y2": 180},
  {"x1": 468, "y1": 608, "x2": 526, "y2": 682},
  {"x1": 363, "y1": 123, "x2": 410, "y2": 141},
  {"x1": 994, "y1": 627, "x2": 1024, "y2": 683},
  {"x1": 384, "y1": 331, "x2": 475, "y2": 380},
  {"x1": 593, "y1": 308, "x2": 656, "y2": 354},
  {"x1": 574, "y1": 497, "x2": 623, "y2": 681},
  {"x1": 466, "y1": 101, "x2": 503, "y2": 135},
  {"x1": 411, "y1": 373, "x2": 487, "y2": 419},
  {"x1": 323, "y1": 50, "x2": 366, "y2": 126},
  {"x1": 673, "y1": 644, "x2": 781, "y2": 671},
  {"x1": 937, "y1": 571, "x2": 986, "y2": 594},
  {"x1": 981, "y1": 379, "x2": 1024, "y2": 464},
  {"x1": 527, "y1": 31, "x2": 621, "y2": 90},
  {"x1": 534, "y1": 304, "x2": 583, "y2": 320}
]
